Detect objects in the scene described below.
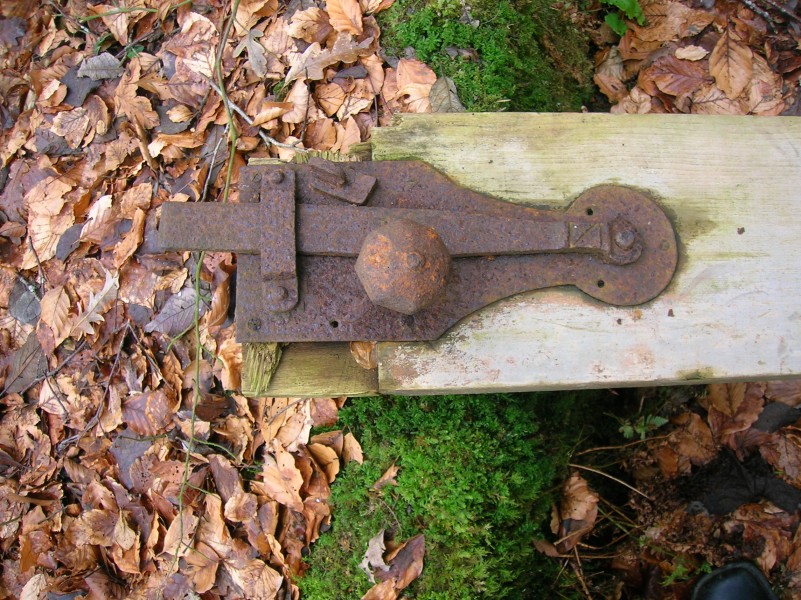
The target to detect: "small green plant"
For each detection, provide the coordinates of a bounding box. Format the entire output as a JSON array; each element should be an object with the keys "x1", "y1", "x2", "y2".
[
  {"x1": 617, "y1": 414, "x2": 669, "y2": 440},
  {"x1": 662, "y1": 556, "x2": 714, "y2": 586},
  {"x1": 601, "y1": 0, "x2": 646, "y2": 36}
]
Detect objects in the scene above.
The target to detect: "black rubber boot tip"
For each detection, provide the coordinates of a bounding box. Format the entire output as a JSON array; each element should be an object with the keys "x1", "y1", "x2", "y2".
[{"x1": 691, "y1": 562, "x2": 778, "y2": 600}]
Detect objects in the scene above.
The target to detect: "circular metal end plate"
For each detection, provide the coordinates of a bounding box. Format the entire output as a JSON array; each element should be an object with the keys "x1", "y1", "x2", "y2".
[{"x1": 568, "y1": 185, "x2": 678, "y2": 306}]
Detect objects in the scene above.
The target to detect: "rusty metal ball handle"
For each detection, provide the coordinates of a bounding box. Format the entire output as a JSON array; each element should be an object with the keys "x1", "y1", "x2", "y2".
[{"x1": 355, "y1": 219, "x2": 452, "y2": 315}]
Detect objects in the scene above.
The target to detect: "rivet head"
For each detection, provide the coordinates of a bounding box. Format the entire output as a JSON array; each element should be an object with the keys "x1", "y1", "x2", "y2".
[
  {"x1": 267, "y1": 285, "x2": 288, "y2": 303},
  {"x1": 267, "y1": 171, "x2": 284, "y2": 184},
  {"x1": 614, "y1": 229, "x2": 636, "y2": 251}
]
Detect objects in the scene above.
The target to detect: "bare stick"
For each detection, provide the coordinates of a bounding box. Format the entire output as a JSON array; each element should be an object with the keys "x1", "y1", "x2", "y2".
[
  {"x1": 205, "y1": 79, "x2": 309, "y2": 152},
  {"x1": 568, "y1": 463, "x2": 653, "y2": 501}
]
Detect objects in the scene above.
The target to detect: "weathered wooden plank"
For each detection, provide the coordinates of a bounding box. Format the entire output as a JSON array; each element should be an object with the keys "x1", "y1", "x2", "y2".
[
  {"x1": 372, "y1": 113, "x2": 801, "y2": 393},
  {"x1": 252, "y1": 343, "x2": 378, "y2": 397}
]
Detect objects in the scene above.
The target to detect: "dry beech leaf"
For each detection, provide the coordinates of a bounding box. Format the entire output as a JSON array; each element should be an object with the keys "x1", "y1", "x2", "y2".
[
  {"x1": 308, "y1": 442, "x2": 340, "y2": 483},
  {"x1": 113, "y1": 208, "x2": 146, "y2": 268},
  {"x1": 144, "y1": 286, "x2": 201, "y2": 336},
  {"x1": 288, "y1": 7, "x2": 333, "y2": 44},
  {"x1": 218, "y1": 338, "x2": 242, "y2": 391},
  {"x1": 122, "y1": 390, "x2": 173, "y2": 436},
  {"x1": 285, "y1": 34, "x2": 374, "y2": 83},
  {"x1": 675, "y1": 45, "x2": 708, "y2": 61},
  {"x1": 52, "y1": 107, "x2": 90, "y2": 149},
  {"x1": 261, "y1": 439, "x2": 304, "y2": 511},
  {"x1": 69, "y1": 269, "x2": 119, "y2": 339},
  {"x1": 648, "y1": 55, "x2": 709, "y2": 98},
  {"x1": 362, "y1": 578, "x2": 397, "y2": 600},
  {"x1": 326, "y1": 0, "x2": 364, "y2": 35},
  {"x1": 38, "y1": 286, "x2": 71, "y2": 348},
  {"x1": 79, "y1": 195, "x2": 116, "y2": 245},
  {"x1": 343, "y1": 432, "x2": 364, "y2": 464},
  {"x1": 315, "y1": 82, "x2": 346, "y2": 116},
  {"x1": 429, "y1": 76, "x2": 465, "y2": 113},
  {"x1": 690, "y1": 82, "x2": 746, "y2": 115},
  {"x1": 282, "y1": 80, "x2": 324, "y2": 123},
  {"x1": 77, "y1": 52, "x2": 124, "y2": 80},
  {"x1": 381, "y1": 534, "x2": 425, "y2": 591},
  {"x1": 709, "y1": 29, "x2": 753, "y2": 100},
  {"x1": 339, "y1": 116, "x2": 363, "y2": 154}
]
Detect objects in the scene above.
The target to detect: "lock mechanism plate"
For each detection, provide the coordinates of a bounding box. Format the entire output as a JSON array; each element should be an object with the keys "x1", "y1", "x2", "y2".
[{"x1": 158, "y1": 160, "x2": 678, "y2": 342}]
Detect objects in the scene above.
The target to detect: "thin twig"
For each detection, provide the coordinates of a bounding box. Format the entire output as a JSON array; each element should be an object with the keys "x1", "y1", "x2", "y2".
[
  {"x1": 78, "y1": 6, "x2": 157, "y2": 22},
  {"x1": 571, "y1": 547, "x2": 593, "y2": 600},
  {"x1": 758, "y1": 0, "x2": 801, "y2": 23},
  {"x1": 568, "y1": 463, "x2": 653, "y2": 501},
  {"x1": 205, "y1": 79, "x2": 310, "y2": 152},
  {"x1": 12, "y1": 339, "x2": 87, "y2": 397},
  {"x1": 738, "y1": 0, "x2": 777, "y2": 30},
  {"x1": 573, "y1": 435, "x2": 670, "y2": 457},
  {"x1": 56, "y1": 324, "x2": 130, "y2": 454},
  {"x1": 45, "y1": 0, "x2": 92, "y2": 36}
]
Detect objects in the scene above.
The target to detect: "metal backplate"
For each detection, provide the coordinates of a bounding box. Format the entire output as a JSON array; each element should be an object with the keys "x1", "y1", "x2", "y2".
[{"x1": 229, "y1": 162, "x2": 677, "y2": 342}]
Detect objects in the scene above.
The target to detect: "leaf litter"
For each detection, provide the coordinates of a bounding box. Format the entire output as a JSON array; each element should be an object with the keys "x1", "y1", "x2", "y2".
[
  {"x1": 0, "y1": 0, "x2": 441, "y2": 597},
  {"x1": 2, "y1": 0, "x2": 801, "y2": 597}
]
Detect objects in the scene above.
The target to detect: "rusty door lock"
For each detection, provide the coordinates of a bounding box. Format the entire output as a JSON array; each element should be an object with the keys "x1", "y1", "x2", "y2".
[{"x1": 158, "y1": 159, "x2": 677, "y2": 342}]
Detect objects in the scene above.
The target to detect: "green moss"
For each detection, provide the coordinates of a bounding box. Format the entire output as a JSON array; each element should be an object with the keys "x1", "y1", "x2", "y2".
[
  {"x1": 379, "y1": 0, "x2": 594, "y2": 112},
  {"x1": 298, "y1": 392, "x2": 612, "y2": 599}
]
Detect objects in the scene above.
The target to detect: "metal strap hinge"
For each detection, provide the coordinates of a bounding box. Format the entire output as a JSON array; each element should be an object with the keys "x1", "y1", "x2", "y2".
[{"x1": 158, "y1": 159, "x2": 678, "y2": 342}]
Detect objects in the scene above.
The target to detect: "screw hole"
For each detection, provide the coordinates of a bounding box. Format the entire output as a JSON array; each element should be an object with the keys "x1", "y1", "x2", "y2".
[
  {"x1": 586, "y1": 208, "x2": 594, "y2": 216},
  {"x1": 597, "y1": 279, "x2": 605, "y2": 288},
  {"x1": 329, "y1": 320, "x2": 339, "y2": 328}
]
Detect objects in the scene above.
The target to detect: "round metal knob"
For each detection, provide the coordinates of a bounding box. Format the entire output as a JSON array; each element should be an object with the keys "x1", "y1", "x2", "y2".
[{"x1": 355, "y1": 219, "x2": 451, "y2": 315}]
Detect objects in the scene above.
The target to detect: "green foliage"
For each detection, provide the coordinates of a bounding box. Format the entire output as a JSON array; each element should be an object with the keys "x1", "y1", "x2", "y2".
[
  {"x1": 299, "y1": 393, "x2": 604, "y2": 599},
  {"x1": 601, "y1": 0, "x2": 646, "y2": 35},
  {"x1": 618, "y1": 414, "x2": 669, "y2": 440},
  {"x1": 379, "y1": 0, "x2": 594, "y2": 112}
]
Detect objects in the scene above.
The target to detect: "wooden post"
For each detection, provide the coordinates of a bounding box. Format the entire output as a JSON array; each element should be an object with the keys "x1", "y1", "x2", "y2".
[{"x1": 245, "y1": 113, "x2": 801, "y2": 396}]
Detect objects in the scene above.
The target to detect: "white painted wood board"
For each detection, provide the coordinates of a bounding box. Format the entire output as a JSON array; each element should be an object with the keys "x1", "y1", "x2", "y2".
[{"x1": 372, "y1": 113, "x2": 801, "y2": 394}]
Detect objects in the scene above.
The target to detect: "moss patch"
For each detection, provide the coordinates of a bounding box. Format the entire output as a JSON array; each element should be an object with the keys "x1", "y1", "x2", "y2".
[
  {"x1": 379, "y1": 0, "x2": 594, "y2": 112},
  {"x1": 298, "y1": 392, "x2": 614, "y2": 599}
]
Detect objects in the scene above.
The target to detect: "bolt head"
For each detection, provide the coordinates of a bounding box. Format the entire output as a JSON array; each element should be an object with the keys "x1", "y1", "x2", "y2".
[
  {"x1": 267, "y1": 170, "x2": 284, "y2": 184},
  {"x1": 266, "y1": 285, "x2": 288, "y2": 303},
  {"x1": 355, "y1": 220, "x2": 451, "y2": 315}
]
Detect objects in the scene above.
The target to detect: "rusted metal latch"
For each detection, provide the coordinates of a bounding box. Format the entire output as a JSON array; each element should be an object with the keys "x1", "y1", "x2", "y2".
[{"x1": 158, "y1": 159, "x2": 677, "y2": 342}]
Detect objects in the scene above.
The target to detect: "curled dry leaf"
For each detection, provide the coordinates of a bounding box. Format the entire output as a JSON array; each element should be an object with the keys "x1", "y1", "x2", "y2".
[
  {"x1": 555, "y1": 472, "x2": 598, "y2": 553},
  {"x1": 350, "y1": 341, "x2": 377, "y2": 369},
  {"x1": 343, "y1": 432, "x2": 364, "y2": 464},
  {"x1": 372, "y1": 463, "x2": 399, "y2": 490},
  {"x1": 359, "y1": 529, "x2": 391, "y2": 582}
]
